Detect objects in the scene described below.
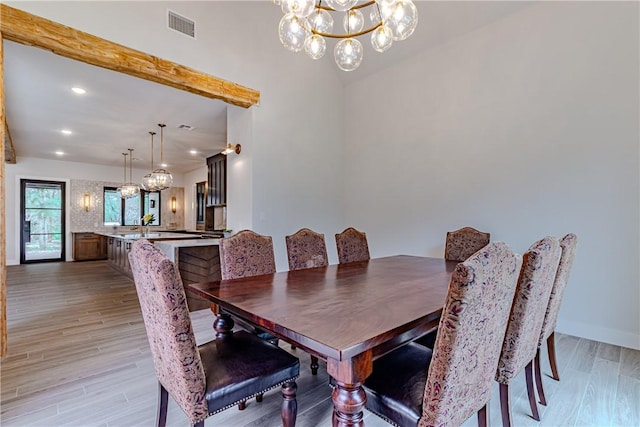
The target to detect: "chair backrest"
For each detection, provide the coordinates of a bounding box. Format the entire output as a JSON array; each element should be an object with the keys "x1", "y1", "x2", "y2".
[
  {"x1": 219, "y1": 230, "x2": 276, "y2": 280},
  {"x1": 128, "y1": 239, "x2": 207, "y2": 423},
  {"x1": 422, "y1": 242, "x2": 522, "y2": 426},
  {"x1": 444, "y1": 226, "x2": 491, "y2": 262},
  {"x1": 335, "y1": 227, "x2": 370, "y2": 264},
  {"x1": 496, "y1": 237, "x2": 561, "y2": 384},
  {"x1": 285, "y1": 228, "x2": 328, "y2": 271},
  {"x1": 538, "y1": 233, "x2": 578, "y2": 345}
]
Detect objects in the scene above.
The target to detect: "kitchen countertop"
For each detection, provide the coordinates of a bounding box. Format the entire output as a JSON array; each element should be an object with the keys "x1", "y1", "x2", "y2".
[
  {"x1": 154, "y1": 238, "x2": 220, "y2": 262},
  {"x1": 96, "y1": 232, "x2": 202, "y2": 240}
]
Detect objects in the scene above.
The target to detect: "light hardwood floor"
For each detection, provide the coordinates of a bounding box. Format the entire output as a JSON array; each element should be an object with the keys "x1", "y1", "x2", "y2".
[{"x1": 1, "y1": 261, "x2": 638, "y2": 427}]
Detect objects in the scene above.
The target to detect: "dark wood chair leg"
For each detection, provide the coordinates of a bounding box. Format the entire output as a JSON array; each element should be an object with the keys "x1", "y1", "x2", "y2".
[
  {"x1": 291, "y1": 344, "x2": 297, "y2": 350},
  {"x1": 256, "y1": 393, "x2": 263, "y2": 403},
  {"x1": 534, "y1": 349, "x2": 547, "y2": 406},
  {"x1": 547, "y1": 332, "x2": 560, "y2": 381},
  {"x1": 238, "y1": 401, "x2": 246, "y2": 410},
  {"x1": 477, "y1": 403, "x2": 489, "y2": 427},
  {"x1": 310, "y1": 356, "x2": 319, "y2": 375},
  {"x1": 157, "y1": 382, "x2": 168, "y2": 427},
  {"x1": 499, "y1": 383, "x2": 512, "y2": 427},
  {"x1": 525, "y1": 360, "x2": 541, "y2": 421},
  {"x1": 281, "y1": 380, "x2": 298, "y2": 427}
]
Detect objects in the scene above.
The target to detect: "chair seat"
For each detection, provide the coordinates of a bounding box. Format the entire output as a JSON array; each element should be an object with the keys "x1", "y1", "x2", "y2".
[
  {"x1": 363, "y1": 343, "x2": 433, "y2": 427},
  {"x1": 200, "y1": 330, "x2": 300, "y2": 414}
]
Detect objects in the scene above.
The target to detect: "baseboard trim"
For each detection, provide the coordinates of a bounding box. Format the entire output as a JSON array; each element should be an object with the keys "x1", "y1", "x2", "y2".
[
  {"x1": 7, "y1": 258, "x2": 19, "y2": 266},
  {"x1": 556, "y1": 318, "x2": 640, "y2": 350}
]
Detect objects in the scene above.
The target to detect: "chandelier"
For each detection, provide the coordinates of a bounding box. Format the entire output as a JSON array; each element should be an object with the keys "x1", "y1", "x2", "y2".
[
  {"x1": 141, "y1": 124, "x2": 173, "y2": 191},
  {"x1": 118, "y1": 148, "x2": 140, "y2": 199},
  {"x1": 276, "y1": 0, "x2": 418, "y2": 71}
]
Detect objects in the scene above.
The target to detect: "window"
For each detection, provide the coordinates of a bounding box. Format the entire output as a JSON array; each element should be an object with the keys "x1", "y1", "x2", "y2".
[{"x1": 103, "y1": 187, "x2": 161, "y2": 226}]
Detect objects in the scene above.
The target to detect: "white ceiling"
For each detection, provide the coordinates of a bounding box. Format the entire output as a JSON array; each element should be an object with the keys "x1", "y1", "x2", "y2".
[
  {"x1": 3, "y1": 1, "x2": 534, "y2": 174},
  {"x1": 4, "y1": 39, "x2": 228, "y2": 174}
]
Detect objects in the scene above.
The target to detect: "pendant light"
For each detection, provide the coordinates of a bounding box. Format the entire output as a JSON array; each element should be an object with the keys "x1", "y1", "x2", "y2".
[
  {"x1": 120, "y1": 148, "x2": 140, "y2": 198},
  {"x1": 141, "y1": 131, "x2": 156, "y2": 191},
  {"x1": 147, "y1": 123, "x2": 173, "y2": 191}
]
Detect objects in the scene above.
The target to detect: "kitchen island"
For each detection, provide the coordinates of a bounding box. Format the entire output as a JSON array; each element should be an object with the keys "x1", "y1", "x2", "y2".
[
  {"x1": 99, "y1": 232, "x2": 203, "y2": 280},
  {"x1": 154, "y1": 238, "x2": 221, "y2": 311}
]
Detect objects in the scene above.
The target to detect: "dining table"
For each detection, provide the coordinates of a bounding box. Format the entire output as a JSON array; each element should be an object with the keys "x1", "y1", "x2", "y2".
[{"x1": 188, "y1": 255, "x2": 457, "y2": 426}]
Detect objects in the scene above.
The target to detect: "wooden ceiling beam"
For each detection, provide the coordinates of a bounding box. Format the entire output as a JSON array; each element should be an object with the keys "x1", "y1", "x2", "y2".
[{"x1": 0, "y1": 4, "x2": 260, "y2": 108}]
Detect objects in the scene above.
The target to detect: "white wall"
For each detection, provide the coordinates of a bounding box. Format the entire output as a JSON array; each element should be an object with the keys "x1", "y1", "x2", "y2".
[
  {"x1": 343, "y1": 2, "x2": 639, "y2": 349},
  {"x1": 6, "y1": 1, "x2": 346, "y2": 270}
]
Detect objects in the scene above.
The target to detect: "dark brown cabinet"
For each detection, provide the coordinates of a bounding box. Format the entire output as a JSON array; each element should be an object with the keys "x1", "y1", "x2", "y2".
[
  {"x1": 206, "y1": 153, "x2": 226, "y2": 206},
  {"x1": 107, "y1": 237, "x2": 134, "y2": 279},
  {"x1": 73, "y1": 233, "x2": 107, "y2": 261}
]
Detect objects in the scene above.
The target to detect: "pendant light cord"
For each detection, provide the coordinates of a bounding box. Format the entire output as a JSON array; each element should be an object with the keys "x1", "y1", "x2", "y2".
[
  {"x1": 122, "y1": 152, "x2": 127, "y2": 183},
  {"x1": 158, "y1": 124, "x2": 166, "y2": 166},
  {"x1": 149, "y1": 131, "x2": 156, "y2": 170},
  {"x1": 128, "y1": 148, "x2": 134, "y2": 183}
]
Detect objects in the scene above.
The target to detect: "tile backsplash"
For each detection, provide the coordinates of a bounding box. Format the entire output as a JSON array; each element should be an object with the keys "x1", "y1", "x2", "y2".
[{"x1": 70, "y1": 179, "x2": 185, "y2": 232}]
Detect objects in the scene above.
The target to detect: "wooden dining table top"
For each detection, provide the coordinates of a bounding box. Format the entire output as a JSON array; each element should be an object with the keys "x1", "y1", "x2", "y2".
[{"x1": 188, "y1": 255, "x2": 456, "y2": 362}]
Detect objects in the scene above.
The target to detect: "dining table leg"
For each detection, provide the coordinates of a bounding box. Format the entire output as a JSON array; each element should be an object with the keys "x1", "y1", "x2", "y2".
[{"x1": 327, "y1": 351, "x2": 372, "y2": 427}]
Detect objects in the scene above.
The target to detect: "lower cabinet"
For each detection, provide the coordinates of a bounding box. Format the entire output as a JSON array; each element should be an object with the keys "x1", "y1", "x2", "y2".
[
  {"x1": 107, "y1": 237, "x2": 134, "y2": 279},
  {"x1": 73, "y1": 233, "x2": 107, "y2": 261}
]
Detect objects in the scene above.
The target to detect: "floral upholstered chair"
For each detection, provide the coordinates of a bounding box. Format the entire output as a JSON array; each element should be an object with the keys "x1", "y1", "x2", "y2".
[
  {"x1": 534, "y1": 233, "x2": 578, "y2": 405},
  {"x1": 335, "y1": 227, "x2": 370, "y2": 264},
  {"x1": 219, "y1": 230, "x2": 276, "y2": 280},
  {"x1": 128, "y1": 239, "x2": 299, "y2": 427},
  {"x1": 362, "y1": 242, "x2": 522, "y2": 427},
  {"x1": 219, "y1": 230, "x2": 279, "y2": 345},
  {"x1": 285, "y1": 228, "x2": 328, "y2": 271},
  {"x1": 444, "y1": 226, "x2": 491, "y2": 262},
  {"x1": 495, "y1": 237, "x2": 561, "y2": 427},
  {"x1": 284, "y1": 228, "x2": 327, "y2": 374}
]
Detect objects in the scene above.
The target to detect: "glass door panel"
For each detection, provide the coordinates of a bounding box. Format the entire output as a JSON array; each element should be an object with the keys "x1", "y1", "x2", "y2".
[{"x1": 20, "y1": 180, "x2": 65, "y2": 263}]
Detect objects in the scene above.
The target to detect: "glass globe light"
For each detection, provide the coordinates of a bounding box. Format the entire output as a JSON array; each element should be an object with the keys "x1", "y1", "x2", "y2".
[
  {"x1": 279, "y1": 13, "x2": 309, "y2": 52},
  {"x1": 371, "y1": 25, "x2": 393, "y2": 52},
  {"x1": 308, "y1": 9, "x2": 333, "y2": 33},
  {"x1": 334, "y1": 38, "x2": 363, "y2": 71},
  {"x1": 384, "y1": 0, "x2": 418, "y2": 41},
  {"x1": 281, "y1": 0, "x2": 315, "y2": 18},
  {"x1": 343, "y1": 9, "x2": 364, "y2": 34},
  {"x1": 370, "y1": 6, "x2": 381, "y2": 24},
  {"x1": 304, "y1": 34, "x2": 326, "y2": 59},
  {"x1": 141, "y1": 173, "x2": 156, "y2": 192},
  {"x1": 149, "y1": 169, "x2": 173, "y2": 191},
  {"x1": 326, "y1": 0, "x2": 358, "y2": 12},
  {"x1": 376, "y1": 0, "x2": 397, "y2": 7}
]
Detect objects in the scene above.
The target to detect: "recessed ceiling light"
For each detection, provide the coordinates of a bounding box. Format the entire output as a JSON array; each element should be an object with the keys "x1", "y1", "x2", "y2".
[
  {"x1": 61, "y1": 129, "x2": 72, "y2": 135},
  {"x1": 71, "y1": 87, "x2": 86, "y2": 95},
  {"x1": 160, "y1": 163, "x2": 168, "y2": 168},
  {"x1": 55, "y1": 151, "x2": 64, "y2": 156},
  {"x1": 189, "y1": 150, "x2": 197, "y2": 155}
]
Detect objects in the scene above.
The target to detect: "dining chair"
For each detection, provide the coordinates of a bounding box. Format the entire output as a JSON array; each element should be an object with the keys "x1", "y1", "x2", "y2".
[
  {"x1": 219, "y1": 230, "x2": 277, "y2": 280},
  {"x1": 495, "y1": 237, "x2": 561, "y2": 427},
  {"x1": 363, "y1": 242, "x2": 522, "y2": 427},
  {"x1": 444, "y1": 226, "x2": 491, "y2": 262},
  {"x1": 284, "y1": 228, "x2": 327, "y2": 374},
  {"x1": 335, "y1": 227, "x2": 370, "y2": 264},
  {"x1": 219, "y1": 230, "x2": 279, "y2": 345},
  {"x1": 534, "y1": 233, "x2": 578, "y2": 406},
  {"x1": 285, "y1": 228, "x2": 329, "y2": 270},
  {"x1": 128, "y1": 239, "x2": 300, "y2": 427}
]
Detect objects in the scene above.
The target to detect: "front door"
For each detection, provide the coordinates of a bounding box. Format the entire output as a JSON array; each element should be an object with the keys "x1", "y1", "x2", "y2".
[{"x1": 20, "y1": 179, "x2": 66, "y2": 263}]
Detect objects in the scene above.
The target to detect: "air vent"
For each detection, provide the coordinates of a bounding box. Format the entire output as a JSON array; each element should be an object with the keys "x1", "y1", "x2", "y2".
[
  {"x1": 178, "y1": 124, "x2": 195, "y2": 131},
  {"x1": 168, "y1": 10, "x2": 195, "y2": 38}
]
